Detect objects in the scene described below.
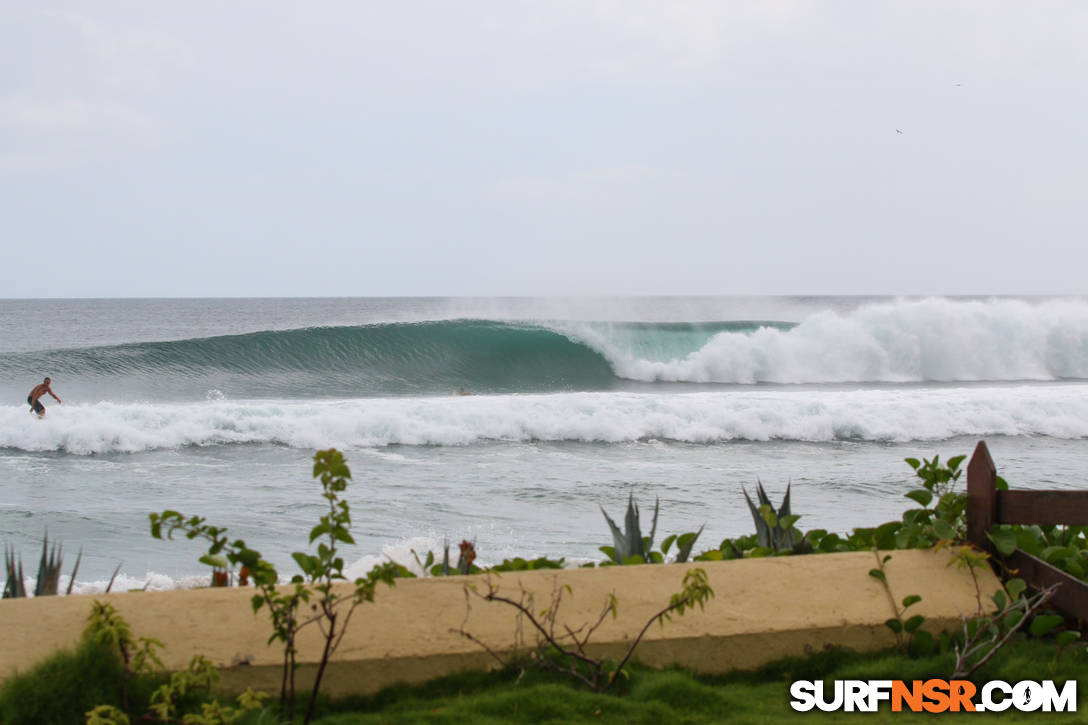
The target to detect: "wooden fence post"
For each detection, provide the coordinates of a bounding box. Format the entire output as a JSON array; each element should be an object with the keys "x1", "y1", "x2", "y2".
[{"x1": 966, "y1": 440, "x2": 998, "y2": 552}]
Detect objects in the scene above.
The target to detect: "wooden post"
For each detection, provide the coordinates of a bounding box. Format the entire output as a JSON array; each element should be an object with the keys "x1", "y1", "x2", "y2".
[{"x1": 966, "y1": 440, "x2": 998, "y2": 552}]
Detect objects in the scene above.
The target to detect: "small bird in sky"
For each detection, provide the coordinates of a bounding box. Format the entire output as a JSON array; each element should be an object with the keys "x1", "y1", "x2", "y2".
[{"x1": 896, "y1": 129, "x2": 903, "y2": 134}]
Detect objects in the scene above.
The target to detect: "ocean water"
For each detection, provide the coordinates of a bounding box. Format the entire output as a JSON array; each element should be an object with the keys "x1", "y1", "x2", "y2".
[{"x1": 2, "y1": 295, "x2": 1088, "y2": 593}]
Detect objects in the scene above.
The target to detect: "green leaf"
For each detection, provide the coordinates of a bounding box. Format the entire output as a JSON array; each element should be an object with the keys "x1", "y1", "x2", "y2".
[
  {"x1": 291, "y1": 552, "x2": 314, "y2": 576},
  {"x1": 905, "y1": 489, "x2": 933, "y2": 507},
  {"x1": 991, "y1": 590, "x2": 1007, "y2": 611},
  {"x1": 902, "y1": 594, "x2": 922, "y2": 609},
  {"x1": 1014, "y1": 529, "x2": 1044, "y2": 556},
  {"x1": 661, "y1": 534, "x2": 677, "y2": 555},
  {"x1": 819, "y1": 533, "x2": 844, "y2": 552},
  {"x1": 779, "y1": 514, "x2": 802, "y2": 530},
  {"x1": 884, "y1": 618, "x2": 903, "y2": 634},
  {"x1": 1057, "y1": 631, "x2": 1081, "y2": 648},
  {"x1": 1042, "y1": 546, "x2": 1075, "y2": 564},
  {"x1": 674, "y1": 527, "x2": 705, "y2": 562},
  {"x1": 905, "y1": 457, "x2": 921, "y2": 470},
  {"x1": 932, "y1": 519, "x2": 956, "y2": 540},
  {"x1": 198, "y1": 554, "x2": 229, "y2": 569},
  {"x1": 1030, "y1": 614, "x2": 1064, "y2": 638},
  {"x1": 873, "y1": 522, "x2": 900, "y2": 550},
  {"x1": 309, "y1": 523, "x2": 330, "y2": 544},
  {"x1": 1006, "y1": 578, "x2": 1027, "y2": 601},
  {"x1": 988, "y1": 527, "x2": 1018, "y2": 557},
  {"x1": 1003, "y1": 611, "x2": 1024, "y2": 631},
  {"x1": 912, "y1": 630, "x2": 936, "y2": 656},
  {"x1": 869, "y1": 568, "x2": 887, "y2": 583},
  {"x1": 902, "y1": 509, "x2": 928, "y2": 526},
  {"x1": 848, "y1": 528, "x2": 875, "y2": 548},
  {"x1": 894, "y1": 529, "x2": 913, "y2": 550},
  {"x1": 904, "y1": 614, "x2": 925, "y2": 633}
]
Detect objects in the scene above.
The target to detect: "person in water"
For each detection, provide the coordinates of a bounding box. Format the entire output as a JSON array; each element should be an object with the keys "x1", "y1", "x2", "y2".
[{"x1": 27, "y1": 377, "x2": 61, "y2": 418}]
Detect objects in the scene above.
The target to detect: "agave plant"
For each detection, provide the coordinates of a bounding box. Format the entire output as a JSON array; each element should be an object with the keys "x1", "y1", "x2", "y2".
[
  {"x1": 35, "y1": 534, "x2": 65, "y2": 596},
  {"x1": 600, "y1": 494, "x2": 659, "y2": 564},
  {"x1": 3, "y1": 533, "x2": 82, "y2": 597},
  {"x1": 4, "y1": 545, "x2": 26, "y2": 598},
  {"x1": 742, "y1": 480, "x2": 802, "y2": 553}
]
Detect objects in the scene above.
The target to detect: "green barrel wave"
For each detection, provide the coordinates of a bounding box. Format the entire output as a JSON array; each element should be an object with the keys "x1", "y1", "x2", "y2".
[{"x1": 0, "y1": 319, "x2": 793, "y2": 398}]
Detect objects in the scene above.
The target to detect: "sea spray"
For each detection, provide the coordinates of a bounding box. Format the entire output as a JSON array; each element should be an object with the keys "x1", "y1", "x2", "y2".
[{"x1": 571, "y1": 298, "x2": 1088, "y2": 384}]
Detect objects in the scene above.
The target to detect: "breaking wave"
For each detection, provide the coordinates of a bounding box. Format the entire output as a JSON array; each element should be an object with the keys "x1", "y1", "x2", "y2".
[
  {"x1": 3, "y1": 384, "x2": 1087, "y2": 454},
  {"x1": 3, "y1": 298, "x2": 1088, "y2": 401}
]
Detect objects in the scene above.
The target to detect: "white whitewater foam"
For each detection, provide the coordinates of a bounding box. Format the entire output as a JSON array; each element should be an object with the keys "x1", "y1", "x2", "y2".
[
  {"x1": 343, "y1": 536, "x2": 441, "y2": 579},
  {"x1": 560, "y1": 297, "x2": 1088, "y2": 384},
  {"x1": 3, "y1": 383, "x2": 1088, "y2": 454},
  {"x1": 29, "y1": 571, "x2": 211, "y2": 596}
]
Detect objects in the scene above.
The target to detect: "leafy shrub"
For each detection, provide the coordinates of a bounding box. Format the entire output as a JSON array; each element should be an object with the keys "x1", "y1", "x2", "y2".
[
  {"x1": 0, "y1": 639, "x2": 130, "y2": 725},
  {"x1": 150, "y1": 448, "x2": 397, "y2": 724}
]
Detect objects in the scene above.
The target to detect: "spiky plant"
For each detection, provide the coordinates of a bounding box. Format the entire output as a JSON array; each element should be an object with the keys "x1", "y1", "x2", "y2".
[
  {"x1": 35, "y1": 533, "x2": 64, "y2": 596},
  {"x1": 4, "y1": 535, "x2": 83, "y2": 597},
  {"x1": 65, "y1": 548, "x2": 82, "y2": 595},
  {"x1": 600, "y1": 494, "x2": 659, "y2": 564},
  {"x1": 742, "y1": 480, "x2": 802, "y2": 553},
  {"x1": 4, "y1": 545, "x2": 26, "y2": 598}
]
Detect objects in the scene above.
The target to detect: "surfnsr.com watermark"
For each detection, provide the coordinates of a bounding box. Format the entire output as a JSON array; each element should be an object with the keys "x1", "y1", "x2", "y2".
[{"x1": 790, "y1": 679, "x2": 1077, "y2": 713}]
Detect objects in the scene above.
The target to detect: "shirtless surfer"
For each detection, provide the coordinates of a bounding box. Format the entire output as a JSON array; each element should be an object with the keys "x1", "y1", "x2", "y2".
[{"x1": 27, "y1": 377, "x2": 61, "y2": 418}]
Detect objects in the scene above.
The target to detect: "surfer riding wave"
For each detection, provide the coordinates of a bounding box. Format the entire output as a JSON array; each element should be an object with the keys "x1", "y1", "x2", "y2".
[{"x1": 27, "y1": 377, "x2": 61, "y2": 418}]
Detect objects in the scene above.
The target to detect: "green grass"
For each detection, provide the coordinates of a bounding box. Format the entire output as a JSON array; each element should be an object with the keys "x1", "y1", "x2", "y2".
[
  {"x1": 5, "y1": 638, "x2": 1088, "y2": 724},
  {"x1": 303, "y1": 641, "x2": 1088, "y2": 724},
  {"x1": 0, "y1": 639, "x2": 136, "y2": 725},
  {"x1": 0, "y1": 639, "x2": 188, "y2": 725}
]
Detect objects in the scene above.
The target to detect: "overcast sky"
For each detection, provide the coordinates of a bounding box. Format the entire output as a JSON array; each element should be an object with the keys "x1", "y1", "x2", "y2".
[{"x1": 2, "y1": 2, "x2": 1086, "y2": 298}]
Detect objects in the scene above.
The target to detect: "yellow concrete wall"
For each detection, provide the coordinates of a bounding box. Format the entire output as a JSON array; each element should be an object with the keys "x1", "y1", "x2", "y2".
[{"x1": 0, "y1": 549, "x2": 999, "y2": 696}]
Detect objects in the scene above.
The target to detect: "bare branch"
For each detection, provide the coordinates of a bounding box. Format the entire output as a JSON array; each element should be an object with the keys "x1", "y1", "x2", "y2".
[
  {"x1": 603, "y1": 592, "x2": 693, "y2": 693},
  {"x1": 953, "y1": 584, "x2": 1058, "y2": 679}
]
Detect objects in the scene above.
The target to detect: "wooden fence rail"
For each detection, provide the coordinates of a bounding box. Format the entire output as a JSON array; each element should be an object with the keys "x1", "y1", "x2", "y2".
[{"x1": 966, "y1": 440, "x2": 1088, "y2": 621}]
